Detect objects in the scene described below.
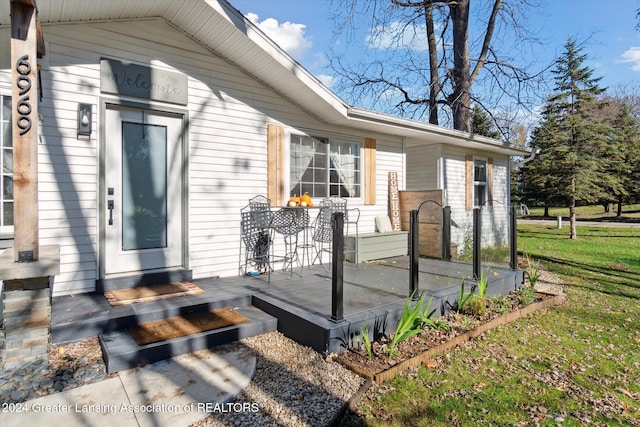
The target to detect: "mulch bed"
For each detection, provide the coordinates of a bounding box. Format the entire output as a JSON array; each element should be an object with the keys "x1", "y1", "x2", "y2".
[{"x1": 333, "y1": 288, "x2": 564, "y2": 383}]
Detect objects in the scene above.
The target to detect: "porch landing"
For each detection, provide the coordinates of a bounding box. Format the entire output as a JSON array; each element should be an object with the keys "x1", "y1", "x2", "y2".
[{"x1": 51, "y1": 259, "x2": 523, "y2": 367}]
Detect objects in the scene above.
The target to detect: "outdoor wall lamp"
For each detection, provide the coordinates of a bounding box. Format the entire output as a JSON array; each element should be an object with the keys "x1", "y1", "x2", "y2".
[{"x1": 77, "y1": 103, "x2": 92, "y2": 136}]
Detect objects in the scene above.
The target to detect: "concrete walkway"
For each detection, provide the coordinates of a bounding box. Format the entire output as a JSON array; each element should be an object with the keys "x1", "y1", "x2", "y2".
[{"x1": 0, "y1": 345, "x2": 255, "y2": 427}]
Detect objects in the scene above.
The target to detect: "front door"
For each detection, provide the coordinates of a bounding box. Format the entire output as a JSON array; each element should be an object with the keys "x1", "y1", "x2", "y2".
[{"x1": 103, "y1": 106, "x2": 184, "y2": 276}]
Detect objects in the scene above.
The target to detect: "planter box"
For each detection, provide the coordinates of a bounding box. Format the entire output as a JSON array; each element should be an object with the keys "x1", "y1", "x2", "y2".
[
  {"x1": 345, "y1": 231, "x2": 408, "y2": 263},
  {"x1": 339, "y1": 291, "x2": 565, "y2": 384}
]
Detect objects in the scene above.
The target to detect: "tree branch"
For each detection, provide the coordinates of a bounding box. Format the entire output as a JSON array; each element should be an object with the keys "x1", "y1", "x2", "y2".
[{"x1": 469, "y1": 0, "x2": 503, "y2": 85}]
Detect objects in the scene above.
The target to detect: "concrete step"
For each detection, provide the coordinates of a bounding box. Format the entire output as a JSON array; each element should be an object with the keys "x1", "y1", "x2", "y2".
[{"x1": 98, "y1": 305, "x2": 277, "y2": 373}]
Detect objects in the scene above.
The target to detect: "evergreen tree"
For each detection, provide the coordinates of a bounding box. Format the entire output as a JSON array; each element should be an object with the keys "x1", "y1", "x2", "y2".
[
  {"x1": 526, "y1": 38, "x2": 610, "y2": 239},
  {"x1": 608, "y1": 100, "x2": 640, "y2": 214},
  {"x1": 470, "y1": 106, "x2": 501, "y2": 139}
]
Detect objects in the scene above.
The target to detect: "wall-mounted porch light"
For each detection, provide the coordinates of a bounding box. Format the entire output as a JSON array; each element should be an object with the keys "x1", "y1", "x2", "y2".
[{"x1": 77, "y1": 103, "x2": 92, "y2": 136}]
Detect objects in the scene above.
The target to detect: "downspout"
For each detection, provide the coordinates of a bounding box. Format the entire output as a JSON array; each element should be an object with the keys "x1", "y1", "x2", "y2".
[
  {"x1": 511, "y1": 147, "x2": 539, "y2": 208},
  {"x1": 514, "y1": 147, "x2": 539, "y2": 169}
]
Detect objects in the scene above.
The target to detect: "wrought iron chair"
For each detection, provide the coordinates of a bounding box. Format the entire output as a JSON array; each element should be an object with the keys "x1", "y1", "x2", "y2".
[
  {"x1": 248, "y1": 195, "x2": 272, "y2": 227},
  {"x1": 311, "y1": 197, "x2": 359, "y2": 269},
  {"x1": 249, "y1": 194, "x2": 270, "y2": 210},
  {"x1": 239, "y1": 198, "x2": 290, "y2": 282}
]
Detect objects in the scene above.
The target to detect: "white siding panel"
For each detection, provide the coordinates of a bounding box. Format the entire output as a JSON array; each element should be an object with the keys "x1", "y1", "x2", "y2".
[{"x1": 406, "y1": 144, "x2": 440, "y2": 190}]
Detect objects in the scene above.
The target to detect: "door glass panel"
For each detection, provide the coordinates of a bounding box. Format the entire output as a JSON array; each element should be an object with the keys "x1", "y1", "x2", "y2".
[{"x1": 122, "y1": 121, "x2": 167, "y2": 250}]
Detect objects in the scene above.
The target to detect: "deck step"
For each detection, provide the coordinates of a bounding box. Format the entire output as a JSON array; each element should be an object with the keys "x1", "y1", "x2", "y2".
[
  {"x1": 98, "y1": 305, "x2": 277, "y2": 373},
  {"x1": 51, "y1": 284, "x2": 253, "y2": 344},
  {"x1": 96, "y1": 269, "x2": 194, "y2": 292}
]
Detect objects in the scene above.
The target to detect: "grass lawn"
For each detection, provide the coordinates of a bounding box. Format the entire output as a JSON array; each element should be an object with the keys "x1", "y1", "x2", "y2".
[
  {"x1": 344, "y1": 224, "x2": 640, "y2": 426},
  {"x1": 526, "y1": 203, "x2": 640, "y2": 220}
]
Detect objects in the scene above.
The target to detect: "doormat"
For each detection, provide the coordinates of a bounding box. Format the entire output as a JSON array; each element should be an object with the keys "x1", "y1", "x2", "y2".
[
  {"x1": 104, "y1": 282, "x2": 204, "y2": 307},
  {"x1": 129, "y1": 308, "x2": 250, "y2": 346}
]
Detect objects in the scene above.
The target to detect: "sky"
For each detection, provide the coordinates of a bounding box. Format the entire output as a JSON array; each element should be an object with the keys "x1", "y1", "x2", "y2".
[{"x1": 231, "y1": 0, "x2": 640, "y2": 109}]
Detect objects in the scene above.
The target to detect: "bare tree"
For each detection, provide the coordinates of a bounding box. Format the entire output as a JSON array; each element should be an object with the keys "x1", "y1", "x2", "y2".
[{"x1": 329, "y1": 0, "x2": 548, "y2": 133}]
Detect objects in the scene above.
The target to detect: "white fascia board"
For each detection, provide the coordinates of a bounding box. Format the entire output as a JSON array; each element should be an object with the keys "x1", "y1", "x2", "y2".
[{"x1": 345, "y1": 107, "x2": 532, "y2": 156}]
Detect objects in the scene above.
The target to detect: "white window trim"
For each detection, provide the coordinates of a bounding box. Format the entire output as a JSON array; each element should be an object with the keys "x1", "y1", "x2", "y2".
[{"x1": 473, "y1": 157, "x2": 488, "y2": 209}]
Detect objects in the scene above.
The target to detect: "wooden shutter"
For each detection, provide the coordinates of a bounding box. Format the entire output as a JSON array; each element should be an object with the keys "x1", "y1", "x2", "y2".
[
  {"x1": 465, "y1": 154, "x2": 473, "y2": 210},
  {"x1": 487, "y1": 157, "x2": 494, "y2": 207},
  {"x1": 267, "y1": 124, "x2": 286, "y2": 206},
  {"x1": 365, "y1": 138, "x2": 376, "y2": 205}
]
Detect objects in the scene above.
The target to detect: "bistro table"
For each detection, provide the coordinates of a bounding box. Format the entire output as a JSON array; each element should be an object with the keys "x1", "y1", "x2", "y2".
[{"x1": 272, "y1": 205, "x2": 322, "y2": 274}]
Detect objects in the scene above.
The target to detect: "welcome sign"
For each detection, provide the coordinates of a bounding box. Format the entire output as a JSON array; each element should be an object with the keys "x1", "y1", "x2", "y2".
[{"x1": 100, "y1": 58, "x2": 188, "y2": 105}]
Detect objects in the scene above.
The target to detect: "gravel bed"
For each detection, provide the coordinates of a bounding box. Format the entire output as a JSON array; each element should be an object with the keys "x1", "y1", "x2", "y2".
[
  {"x1": 0, "y1": 337, "x2": 112, "y2": 404},
  {"x1": 192, "y1": 331, "x2": 365, "y2": 427},
  {"x1": 0, "y1": 332, "x2": 364, "y2": 426}
]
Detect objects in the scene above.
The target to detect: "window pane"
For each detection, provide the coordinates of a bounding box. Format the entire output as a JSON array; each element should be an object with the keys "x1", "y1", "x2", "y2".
[
  {"x1": 313, "y1": 183, "x2": 326, "y2": 198},
  {"x1": 474, "y1": 160, "x2": 486, "y2": 182},
  {"x1": 474, "y1": 184, "x2": 486, "y2": 207},
  {"x1": 3, "y1": 149, "x2": 12, "y2": 174},
  {"x1": 313, "y1": 168, "x2": 326, "y2": 183},
  {"x1": 122, "y1": 122, "x2": 167, "y2": 251},
  {"x1": 2, "y1": 175, "x2": 13, "y2": 199},
  {"x1": 1, "y1": 96, "x2": 10, "y2": 120},
  {"x1": 2, "y1": 122, "x2": 11, "y2": 147},
  {"x1": 350, "y1": 183, "x2": 361, "y2": 198},
  {"x1": 3, "y1": 202, "x2": 13, "y2": 226}
]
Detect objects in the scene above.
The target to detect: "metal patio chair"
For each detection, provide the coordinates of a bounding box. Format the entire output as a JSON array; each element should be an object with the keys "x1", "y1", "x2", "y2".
[
  {"x1": 239, "y1": 201, "x2": 289, "y2": 282},
  {"x1": 311, "y1": 197, "x2": 359, "y2": 269}
]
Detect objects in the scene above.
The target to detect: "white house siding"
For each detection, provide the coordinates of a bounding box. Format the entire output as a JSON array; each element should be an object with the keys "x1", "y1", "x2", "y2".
[
  {"x1": 1, "y1": 19, "x2": 409, "y2": 296},
  {"x1": 405, "y1": 143, "x2": 440, "y2": 190},
  {"x1": 441, "y1": 146, "x2": 511, "y2": 253},
  {"x1": 367, "y1": 136, "x2": 405, "y2": 232}
]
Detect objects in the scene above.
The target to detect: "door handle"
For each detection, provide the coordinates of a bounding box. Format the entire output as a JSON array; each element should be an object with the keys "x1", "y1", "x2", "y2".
[{"x1": 108, "y1": 200, "x2": 114, "y2": 225}]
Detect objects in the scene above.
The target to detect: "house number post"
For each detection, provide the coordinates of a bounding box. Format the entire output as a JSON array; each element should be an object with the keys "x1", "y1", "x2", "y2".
[{"x1": 11, "y1": 1, "x2": 39, "y2": 262}]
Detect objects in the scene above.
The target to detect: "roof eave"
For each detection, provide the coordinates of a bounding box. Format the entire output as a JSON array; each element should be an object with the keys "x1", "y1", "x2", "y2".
[{"x1": 344, "y1": 107, "x2": 531, "y2": 156}]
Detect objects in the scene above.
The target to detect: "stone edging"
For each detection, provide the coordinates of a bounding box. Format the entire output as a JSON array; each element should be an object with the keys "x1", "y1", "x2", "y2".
[{"x1": 341, "y1": 291, "x2": 565, "y2": 385}]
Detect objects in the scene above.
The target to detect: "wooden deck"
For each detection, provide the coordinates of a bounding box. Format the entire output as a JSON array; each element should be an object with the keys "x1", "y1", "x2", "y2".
[{"x1": 52, "y1": 258, "x2": 524, "y2": 357}]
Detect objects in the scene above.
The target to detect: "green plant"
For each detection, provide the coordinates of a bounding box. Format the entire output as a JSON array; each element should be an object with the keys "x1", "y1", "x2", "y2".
[
  {"x1": 385, "y1": 293, "x2": 434, "y2": 360},
  {"x1": 477, "y1": 270, "x2": 489, "y2": 298},
  {"x1": 353, "y1": 319, "x2": 373, "y2": 359},
  {"x1": 464, "y1": 293, "x2": 488, "y2": 317},
  {"x1": 424, "y1": 317, "x2": 451, "y2": 332},
  {"x1": 490, "y1": 294, "x2": 511, "y2": 314},
  {"x1": 524, "y1": 253, "x2": 541, "y2": 287},
  {"x1": 515, "y1": 284, "x2": 537, "y2": 306},
  {"x1": 456, "y1": 279, "x2": 474, "y2": 313},
  {"x1": 458, "y1": 227, "x2": 474, "y2": 262}
]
